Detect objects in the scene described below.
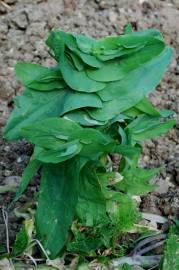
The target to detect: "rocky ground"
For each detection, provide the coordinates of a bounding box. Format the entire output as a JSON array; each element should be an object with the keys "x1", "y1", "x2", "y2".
[{"x1": 0, "y1": 0, "x2": 179, "y2": 248}]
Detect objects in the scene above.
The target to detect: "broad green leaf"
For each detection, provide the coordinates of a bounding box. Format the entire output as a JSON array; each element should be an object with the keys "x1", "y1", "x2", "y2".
[
  {"x1": 92, "y1": 29, "x2": 163, "y2": 56},
  {"x1": 46, "y1": 30, "x2": 62, "y2": 60},
  {"x1": 126, "y1": 115, "x2": 176, "y2": 143},
  {"x1": 3, "y1": 88, "x2": 102, "y2": 140},
  {"x1": 122, "y1": 107, "x2": 142, "y2": 118},
  {"x1": 96, "y1": 44, "x2": 145, "y2": 61},
  {"x1": 13, "y1": 158, "x2": 41, "y2": 202},
  {"x1": 109, "y1": 113, "x2": 132, "y2": 125},
  {"x1": 68, "y1": 128, "x2": 114, "y2": 157},
  {"x1": 117, "y1": 167, "x2": 160, "y2": 195},
  {"x1": 74, "y1": 33, "x2": 95, "y2": 54},
  {"x1": 76, "y1": 162, "x2": 108, "y2": 226},
  {"x1": 131, "y1": 119, "x2": 176, "y2": 141},
  {"x1": 21, "y1": 117, "x2": 82, "y2": 149},
  {"x1": 135, "y1": 97, "x2": 160, "y2": 116},
  {"x1": 22, "y1": 117, "x2": 115, "y2": 158},
  {"x1": 87, "y1": 39, "x2": 164, "y2": 82},
  {"x1": 114, "y1": 145, "x2": 141, "y2": 160},
  {"x1": 97, "y1": 47, "x2": 173, "y2": 102},
  {"x1": 59, "y1": 31, "x2": 102, "y2": 68},
  {"x1": 36, "y1": 159, "x2": 81, "y2": 258},
  {"x1": 117, "y1": 28, "x2": 163, "y2": 48},
  {"x1": 63, "y1": 110, "x2": 107, "y2": 126},
  {"x1": 89, "y1": 47, "x2": 173, "y2": 121},
  {"x1": 59, "y1": 44, "x2": 106, "y2": 92},
  {"x1": 114, "y1": 144, "x2": 141, "y2": 168},
  {"x1": 61, "y1": 90, "x2": 103, "y2": 113},
  {"x1": 15, "y1": 63, "x2": 65, "y2": 91},
  {"x1": 34, "y1": 141, "x2": 82, "y2": 163},
  {"x1": 3, "y1": 90, "x2": 64, "y2": 140},
  {"x1": 78, "y1": 52, "x2": 102, "y2": 68},
  {"x1": 126, "y1": 114, "x2": 160, "y2": 131},
  {"x1": 47, "y1": 30, "x2": 102, "y2": 68},
  {"x1": 28, "y1": 80, "x2": 66, "y2": 91}
]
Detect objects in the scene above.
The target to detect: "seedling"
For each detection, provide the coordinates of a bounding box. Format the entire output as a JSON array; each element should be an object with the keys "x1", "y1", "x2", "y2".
[{"x1": 3, "y1": 27, "x2": 176, "y2": 259}]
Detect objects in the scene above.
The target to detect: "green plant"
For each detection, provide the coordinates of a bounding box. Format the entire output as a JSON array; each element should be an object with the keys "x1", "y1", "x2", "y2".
[{"x1": 3, "y1": 27, "x2": 176, "y2": 259}]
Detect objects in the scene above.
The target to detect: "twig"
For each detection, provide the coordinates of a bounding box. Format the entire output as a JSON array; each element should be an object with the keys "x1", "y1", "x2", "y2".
[
  {"x1": 33, "y1": 239, "x2": 50, "y2": 261},
  {"x1": 131, "y1": 233, "x2": 166, "y2": 255},
  {"x1": 2, "y1": 207, "x2": 10, "y2": 253},
  {"x1": 137, "y1": 240, "x2": 166, "y2": 255},
  {"x1": 13, "y1": 257, "x2": 45, "y2": 262},
  {"x1": 1, "y1": 207, "x2": 15, "y2": 270},
  {"x1": 24, "y1": 253, "x2": 37, "y2": 268},
  {"x1": 0, "y1": 0, "x2": 11, "y2": 9}
]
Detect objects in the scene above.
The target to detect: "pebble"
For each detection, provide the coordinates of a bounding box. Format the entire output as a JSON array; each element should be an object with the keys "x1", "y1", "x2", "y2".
[
  {"x1": 3, "y1": 170, "x2": 11, "y2": 177},
  {"x1": 4, "y1": 175, "x2": 21, "y2": 187},
  {"x1": 17, "y1": 154, "x2": 29, "y2": 163},
  {"x1": 9, "y1": 10, "x2": 29, "y2": 30},
  {"x1": 4, "y1": 145, "x2": 10, "y2": 152}
]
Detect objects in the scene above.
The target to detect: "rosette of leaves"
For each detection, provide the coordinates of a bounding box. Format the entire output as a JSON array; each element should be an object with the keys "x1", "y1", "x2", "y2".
[{"x1": 3, "y1": 27, "x2": 176, "y2": 259}]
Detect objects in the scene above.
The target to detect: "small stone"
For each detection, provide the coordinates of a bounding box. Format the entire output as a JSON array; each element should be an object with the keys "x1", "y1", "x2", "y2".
[
  {"x1": 4, "y1": 175, "x2": 21, "y2": 187},
  {"x1": 4, "y1": 145, "x2": 10, "y2": 152},
  {"x1": 163, "y1": 205, "x2": 171, "y2": 215},
  {"x1": 17, "y1": 154, "x2": 29, "y2": 163},
  {"x1": 10, "y1": 10, "x2": 29, "y2": 30},
  {"x1": 108, "y1": 11, "x2": 117, "y2": 23},
  {"x1": 4, "y1": 170, "x2": 11, "y2": 177},
  {"x1": 155, "y1": 178, "x2": 169, "y2": 194}
]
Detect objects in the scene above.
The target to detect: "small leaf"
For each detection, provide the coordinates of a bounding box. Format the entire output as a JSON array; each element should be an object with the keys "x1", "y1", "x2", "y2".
[
  {"x1": 117, "y1": 167, "x2": 160, "y2": 195},
  {"x1": 135, "y1": 97, "x2": 160, "y2": 116},
  {"x1": 124, "y1": 23, "x2": 133, "y2": 34},
  {"x1": 74, "y1": 33, "x2": 95, "y2": 54},
  {"x1": 13, "y1": 158, "x2": 41, "y2": 202},
  {"x1": 12, "y1": 219, "x2": 34, "y2": 256},
  {"x1": 126, "y1": 115, "x2": 176, "y2": 143}
]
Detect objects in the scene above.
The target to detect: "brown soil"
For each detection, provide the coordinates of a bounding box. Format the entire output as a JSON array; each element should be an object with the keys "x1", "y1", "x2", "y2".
[{"x1": 0, "y1": 0, "x2": 179, "y2": 249}]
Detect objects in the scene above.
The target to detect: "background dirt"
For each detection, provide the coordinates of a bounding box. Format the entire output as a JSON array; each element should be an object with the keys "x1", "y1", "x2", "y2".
[{"x1": 0, "y1": 0, "x2": 179, "y2": 247}]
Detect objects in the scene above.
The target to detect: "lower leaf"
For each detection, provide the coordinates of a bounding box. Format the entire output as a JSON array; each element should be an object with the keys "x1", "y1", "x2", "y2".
[
  {"x1": 36, "y1": 158, "x2": 81, "y2": 258},
  {"x1": 76, "y1": 161, "x2": 108, "y2": 226}
]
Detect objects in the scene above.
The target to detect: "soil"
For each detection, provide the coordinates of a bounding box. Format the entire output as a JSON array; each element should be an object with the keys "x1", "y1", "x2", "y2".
[{"x1": 0, "y1": 0, "x2": 179, "y2": 253}]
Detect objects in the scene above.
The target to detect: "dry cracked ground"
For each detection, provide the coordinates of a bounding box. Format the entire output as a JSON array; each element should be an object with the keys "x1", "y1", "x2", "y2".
[{"x1": 0, "y1": 0, "x2": 179, "y2": 246}]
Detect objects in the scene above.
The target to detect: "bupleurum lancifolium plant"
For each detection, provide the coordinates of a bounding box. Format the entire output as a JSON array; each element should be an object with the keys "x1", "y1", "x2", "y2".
[{"x1": 3, "y1": 26, "x2": 176, "y2": 258}]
